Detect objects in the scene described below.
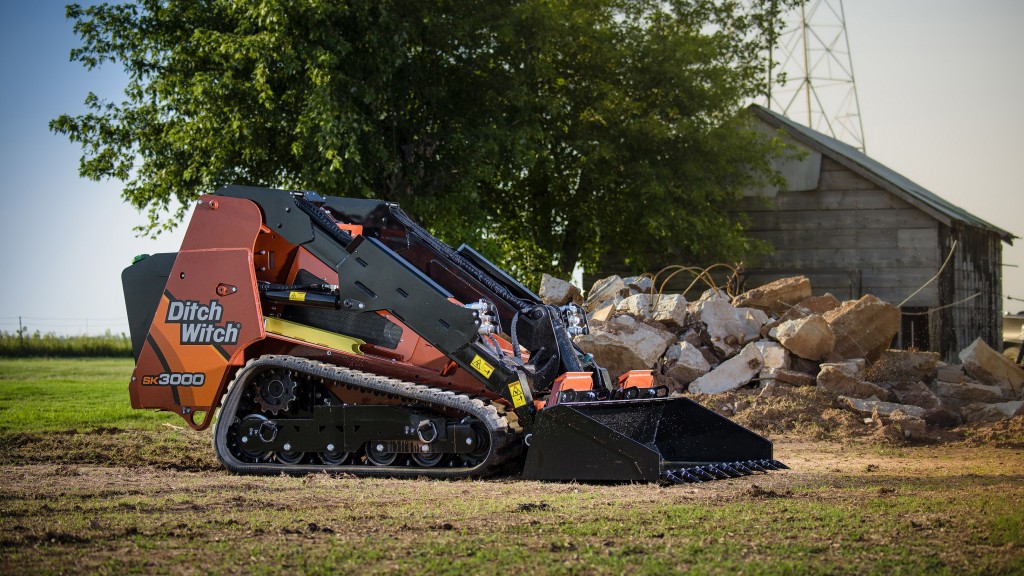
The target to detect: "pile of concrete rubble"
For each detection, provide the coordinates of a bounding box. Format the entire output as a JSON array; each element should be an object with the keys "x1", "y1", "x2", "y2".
[{"x1": 538, "y1": 274, "x2": 1024, "y2": 439}]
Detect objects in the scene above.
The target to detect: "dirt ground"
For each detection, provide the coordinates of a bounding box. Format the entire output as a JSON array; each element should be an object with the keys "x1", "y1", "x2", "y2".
[{"x1": 2, "y1": 424, "x2": 1023, "y2": 575}]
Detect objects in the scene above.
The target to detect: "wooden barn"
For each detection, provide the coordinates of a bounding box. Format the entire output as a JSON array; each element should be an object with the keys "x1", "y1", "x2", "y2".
[{"x1": 739, "y1": 104, "x2": 1015, "y2": 361}]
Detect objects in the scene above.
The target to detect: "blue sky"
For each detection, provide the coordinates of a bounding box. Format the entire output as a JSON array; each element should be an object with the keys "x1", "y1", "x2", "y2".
[{"x1": 1, "y1": 1, "x2": 1022, "y2": 336}]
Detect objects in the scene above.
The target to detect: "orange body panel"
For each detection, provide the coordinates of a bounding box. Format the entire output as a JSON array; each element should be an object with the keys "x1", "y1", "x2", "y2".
[
  {"x1": 618, "y1": 370, "x2": 655, "y2": 389},
  {"x1": 129, "y1": 196, "x2": 265, "y2": 428},
  {"x1": 546, "y1": 372, "x2": 595, "y2": 407}
]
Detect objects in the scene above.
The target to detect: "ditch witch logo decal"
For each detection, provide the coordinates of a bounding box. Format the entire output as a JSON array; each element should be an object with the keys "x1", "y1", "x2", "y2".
[{"x1": 165, "y1": 298, "x2": 241, "y2": 345}]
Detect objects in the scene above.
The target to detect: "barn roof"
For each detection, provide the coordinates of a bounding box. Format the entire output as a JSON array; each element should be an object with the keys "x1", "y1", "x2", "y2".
[{"x1": 749, "y1": 104, "x2": 1015, "y2": 244}]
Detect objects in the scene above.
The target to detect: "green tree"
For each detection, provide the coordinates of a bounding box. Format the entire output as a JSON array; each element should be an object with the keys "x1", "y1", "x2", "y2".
[{"x1": 53, "y1": 0, "x2": 789, "y2": 283}]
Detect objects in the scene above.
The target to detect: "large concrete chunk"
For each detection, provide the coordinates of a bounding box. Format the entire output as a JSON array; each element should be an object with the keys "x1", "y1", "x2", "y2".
[
  {"x1": 733, "y1": 275, "x2": 812, "y2": 316},
  {"x1": 770, "y1": 314, "x2": 835, "y2": 361},
  {"x1": 694, "y1": 297, "x2": 768, "y2": 353},
  {"x1": 774, "y1": 368, "x2": 817, "y2": 387},
  {"x1": 584, "y1": 275, "x2": 629, "y2": 312},
  {"x1": 538, "y1": 274, "x2": 581, "y2": 306},
  {"x1": 959, "y1": 337, "x2": 1024, "y2": 396},
  {"x1": 817, "y1": 361, "x2": 892, "y2": 400},
  {"x1": 663, "y1": 341, "x2": 711, "y2": 390},
  {"x1": 574, "y1": 316, "x2": 675, "y2": 380},
  {"x1": 931, "y1": 380, "x2": 1005, "y2": 404},
  {"x1": 838, "y1": 396, "x2": 927, "y2": 419},
  {"x1": 754, "y1": 341, "x2": 790, "y2": 384},
  {"x1": 891, "y1": 381, "x2": 943, "y2": 412},
  {"x1": 865, "y1": 349, "x2": 940, "y2": 384},
  {"x1": 823, "y1": 294, "x2": 900, "y2": 361},
  {"x1": 614, "y1": 293, "x2": 654, "y2": 320},
  {"x1": 689, "y1": 343, "x2": 764, "y2": 395},
  {"x1": 651, "y1": 294, "x2": 688, "y2": 329},
  {"x1": 961, "y1": 401, "x2": 1024, "y2": 423}
]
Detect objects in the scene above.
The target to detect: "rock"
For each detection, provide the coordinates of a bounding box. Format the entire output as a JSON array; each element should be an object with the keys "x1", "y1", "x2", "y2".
[
  {"x1": 575, "y1": 317, "x2": 676, "y2": 380},
  {"x1": 689, "y1": 343, "x2": 764, "y2": 394},
  {"x1": 694, "y1": 297, "x2": 768, "y2": 355},
  {"x1": 961, "y1": 401, "x2": 1024, "y2": 423},
  {"x1": 865, "y1": 349, "x2": 940, "y2": 384},
  {"x1": 651, "y1": 294, "x2": 688, "y2": 328},
  {"x1": 662, "y1": 342, "x2": 711, "y2": 390},
  {"x1": 791, "y1": 356, "x2": 822, "y2": 377},
  {"x1": 817, "y1": 361, "x2": 893, "y2": 401},
  {"x1": 624, "y1": 275, "x2": 654, "y2": 294},
  {"x1": 590, "y1": 303, "x2": 614, "y2": 323},
  {"x1": 959, "y1": 337, "x2": 1024, "y2": 396},
  {"x1": 890, "y1": 381, "x2": 961, "y2": 428},
  {"x1": 770, "y1": 314, "x2": 835, "y2": 361},
  {"x1": 538, "y1": 274, "x2": 581, "y2": 306},
  {"x1": 823, "y1": 294, "x2": 901, "y2": 361},
  {"x1": 614, "y1": 293, "x2": 654, "y2": 320},
  {"x1": 838, "y1": 396, "x2": 927, "y2": 419},
  {"x1": 885, "y1": 411, "x2": 929, "y2": 440},
  {"x1": 891, "y1": 381, "x2": 942, "y2": 412},
  {"x1": 774, "y1": 368, "x2": 817, "y2": 387},
  {"x1": 754, "y1": 341, "x2": 790, "y2": 384},
  {"x1": 931, "y1": 380, "x2": 1005, "y2": 404},
  {"x1": 584, "y1": 275, "x2": 629, "y2": 312},
  {"x1": 935, "y1": 364, "x2": 964, "y2": 384},
  {"x1": 733, "y1": 275, "x2": 812, "y2": 316}
]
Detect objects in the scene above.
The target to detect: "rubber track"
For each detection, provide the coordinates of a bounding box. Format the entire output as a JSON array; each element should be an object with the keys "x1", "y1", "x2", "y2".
[{"x1": 213, "y1": 355, "x2": 522, "y2": 478}]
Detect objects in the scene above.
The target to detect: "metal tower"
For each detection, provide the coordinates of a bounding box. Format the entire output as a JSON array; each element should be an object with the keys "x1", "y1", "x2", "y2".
[{"x1": 767, "y1": 0, "x2": 866, "y2": 151}]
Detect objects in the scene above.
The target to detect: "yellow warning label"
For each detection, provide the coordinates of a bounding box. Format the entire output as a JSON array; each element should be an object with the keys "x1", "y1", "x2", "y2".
[
  {"x1": 470, "y1": 355, "x2": 494, "y2": 378},
  {"x1": 288, "y1": 291, "x2": 306, "y2": 302},
  {"x1": 508, "y1": 381, "x2": 527, "y2": 408}
]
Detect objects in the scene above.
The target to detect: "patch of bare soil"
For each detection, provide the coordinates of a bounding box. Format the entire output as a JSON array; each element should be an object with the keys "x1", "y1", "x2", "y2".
[
  {"x1": 0, "y1": 427, "x2": 220, "y2": 471},
  {"x1": 687, "y1": 384, "x2": 968, "y2": 445}
]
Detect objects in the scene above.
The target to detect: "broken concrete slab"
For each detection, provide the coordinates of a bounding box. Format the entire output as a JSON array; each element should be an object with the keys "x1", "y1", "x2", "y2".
[
  {"x1": 694, "y1": 297, "x2": 768, "y2": 351},
  {"x1": 733, "y1": 275, "x2": 812, "y2": 316},
  {"x1": 651, "y1": 294, "x2": 688, "y2": 329},
  {"x1": 817, "y1": 361, "x2": 892, "y2": 401},
  {"x1": 574, "y1": 316, "x2": 676, "y2": 380},
  {"x1": 823, "y1": 294, "x2": 900, "y2": 362},
  {"x1": 959, "y1": 337, "x2": 1024, "y2": 396},
  {"x1": 935, "y1": 364, "x2": 964, "y2": 384},
  {"x1": 623, "y1": 275, "x2": 654, "y2": 295},
  {"x1": 961, "y1": 400, "x2": 1024, "y2": 424},
  {"x1": 891, "y1": 381, "x2": 943, "y2": 412},
  {"x1": 689, "y1": 342, "x2": 764, "y2": 395},
  {"x1": 773, "y1": 368, "x2": 817, "y2": 387},
  {"x1": 614, "y1": 293, "x2": 654, "y2": 320},
  {"x1": 663, "y1": 341, "x2": 711, "y2": 391},
  {"x1": 864, "y1": 349, "x2": 940, "y2": 384},
  {"x1": 838, "y1": 396, "x2": 927, "y2": 419},
  {"x1": 754, "y1": 341, "x2": 789, "y2": 384},
  {"x1": 584, "y1": 275, "x2": 629, "y2": 312},
  {"x1": 931, "y1": 380, "x2": 1005, "y2": 404},
  {"x1": 770, "y1": 314, "x2": 834, "y2": 361},
  {"x1": 538, "y1": 274, "x2": 581, "y2": 306}
]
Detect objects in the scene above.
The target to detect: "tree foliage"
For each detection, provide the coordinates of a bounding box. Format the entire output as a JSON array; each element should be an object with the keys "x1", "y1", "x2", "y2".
[{"x1": 53, "y1": 0, "x2": 790, "y2": 283}]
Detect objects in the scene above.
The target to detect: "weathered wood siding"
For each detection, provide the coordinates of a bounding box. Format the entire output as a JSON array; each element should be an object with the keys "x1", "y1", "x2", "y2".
[
  {"x1": 738, "y1": 157, "x2": 941, "y2": 307},
  {"x1": 936, "y1": 224, "x2": 1003, "y2": 360}
]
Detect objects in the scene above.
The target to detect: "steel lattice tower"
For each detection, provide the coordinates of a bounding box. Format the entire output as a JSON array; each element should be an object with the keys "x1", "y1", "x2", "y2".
[{"x1": 767, "y1": 0, "x2": 866, "y2": 151}]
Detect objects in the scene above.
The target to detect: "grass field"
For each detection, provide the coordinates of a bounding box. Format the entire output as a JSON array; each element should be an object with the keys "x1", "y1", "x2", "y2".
[
  {"x1": 0, "y1": 358, "x2": 178, "y2": 431},
  {"x1": 1, "y1": 358, "x2": 1023, "y2": 575}
]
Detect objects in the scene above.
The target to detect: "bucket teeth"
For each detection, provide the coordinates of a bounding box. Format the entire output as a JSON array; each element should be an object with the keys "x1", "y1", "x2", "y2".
[{"x1": 660, "y1": 459, "x2": 788, "y2": 484}]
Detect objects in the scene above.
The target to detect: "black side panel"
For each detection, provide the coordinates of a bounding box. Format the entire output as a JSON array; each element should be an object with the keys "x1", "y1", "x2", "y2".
[{"x1": 122, "y1": 253, "x2": 177, "y2": 361}]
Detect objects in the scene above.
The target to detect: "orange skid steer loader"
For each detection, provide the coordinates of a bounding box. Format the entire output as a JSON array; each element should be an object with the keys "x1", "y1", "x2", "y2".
[{"x1": 123, "y1": 186, "x2": 784, "y2": 482}]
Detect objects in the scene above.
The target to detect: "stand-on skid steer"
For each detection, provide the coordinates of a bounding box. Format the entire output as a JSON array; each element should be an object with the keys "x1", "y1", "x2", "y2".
[{"x1": 124, "y1": 186, "x2": 784, "y2": 483}]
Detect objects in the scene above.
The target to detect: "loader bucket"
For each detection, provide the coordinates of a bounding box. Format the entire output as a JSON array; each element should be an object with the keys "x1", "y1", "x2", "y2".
[{"x1": 521, "y1": 397, "x2": 784, "y2": 483}]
